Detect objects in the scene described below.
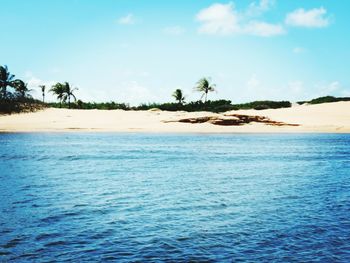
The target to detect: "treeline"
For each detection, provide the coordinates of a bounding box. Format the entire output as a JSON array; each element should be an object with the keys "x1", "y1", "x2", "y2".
[
  {"x1": 298, "y1": 96, "x2": 350, "y2": 105},
  {"x1": 48, "y1": 99, "x2": 292, "y2": 112},
  {"x1": 0, "y1": 65, "x2": 44, "y2": 113},
  {"x1": 137, "y1": 100, "x2": 292, "y2": 112},
  {"x1": 1, "y1": 65, "x2": 80, "y2": 113},
  {"x1": 2, "y1": 64, "x2": 349, "y2": 114}
]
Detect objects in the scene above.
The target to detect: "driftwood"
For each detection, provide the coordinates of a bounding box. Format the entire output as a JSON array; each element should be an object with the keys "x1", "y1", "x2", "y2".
[{"x1": 165, "y1": 114, "x2": 299, "y2": 127}]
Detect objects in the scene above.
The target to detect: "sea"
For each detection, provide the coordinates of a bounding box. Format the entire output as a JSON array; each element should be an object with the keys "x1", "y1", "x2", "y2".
[{"x1": 0, "y1": 133, "x2": 349, "y2": 262}]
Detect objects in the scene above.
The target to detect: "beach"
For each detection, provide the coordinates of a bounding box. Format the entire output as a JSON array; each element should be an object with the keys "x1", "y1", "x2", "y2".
[{"x1": 0, "y1": 101, "x2": 349, "y2": 133}]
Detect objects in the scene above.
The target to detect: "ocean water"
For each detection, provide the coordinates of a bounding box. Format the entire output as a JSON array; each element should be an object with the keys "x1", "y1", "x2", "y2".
[{"x1": 0, "y1": 133, "x2": 349, "y2": 262}]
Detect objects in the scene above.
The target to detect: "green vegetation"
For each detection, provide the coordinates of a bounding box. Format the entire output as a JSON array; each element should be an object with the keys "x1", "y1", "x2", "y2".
[
  {"x1": 0, "y1": 65, "x2": 15, "y2": 99},
  {"x1": 1, "y1": 67, "x2": 347, "y2": 114},
  {"x1": 39, "y1": 85, "x2": 46, "y2": 103},
  {"x1": 136, "y1": 100, "x2": 233, "y2": 112},
  {"x1": 45, "y1": 77, "x2": 291, "y2": 112},
  {"x1": 136, "y1": 100, "x2": 291, "y2": 112},
  {"x1": 233, "y1": 100, "x2": 292, "y2": 110},
  {"x1": 298, "y1": 96, "x2": 350, "y2": 105},
  {"x1": 172, "y1": 89, "x2": 185, "y2": 104},
  {"x1": 194, "y1": 77, "x2": 216, "y2": 103},
  {"x1": 50, "y1": 82, "x2": 78, "y2": 108},
  {"x1": 47, "y1": 101, "x2": 130, "y2": 110},
  {"x1": 48, "y1": 99, "x2": 291, "y2": 113},
  {"x1": 0, "y1": 65, "x2": 43, "y2": 114}
]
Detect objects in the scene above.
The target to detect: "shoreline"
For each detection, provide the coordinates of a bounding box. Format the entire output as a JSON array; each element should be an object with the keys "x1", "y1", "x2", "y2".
[{"x1": 1, "y1": 101, "x2": 350, "y2": 134}]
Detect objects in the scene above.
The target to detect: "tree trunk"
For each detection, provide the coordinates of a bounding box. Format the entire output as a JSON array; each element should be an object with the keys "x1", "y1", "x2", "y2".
[
  {"x1": 205, "y1": 92, "x2": 208, "y2": 103},
  {"x1": 1, "y1": 86, "x2": 6, "y2": 99},
  {"x1": 68, "y1": 95, "x2": 71, "y2": 109}
]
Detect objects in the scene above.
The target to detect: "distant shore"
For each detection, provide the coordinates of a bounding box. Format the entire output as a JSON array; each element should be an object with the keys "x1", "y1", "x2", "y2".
[{"x1": 0, "y1": 101, "x2": 350, "y2": 133}]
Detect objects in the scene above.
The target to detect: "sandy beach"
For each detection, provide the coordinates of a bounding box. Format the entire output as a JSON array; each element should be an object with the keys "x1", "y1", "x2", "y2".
[{"x1": 0, "y1": 101, "x2": 349, "y2": 133}]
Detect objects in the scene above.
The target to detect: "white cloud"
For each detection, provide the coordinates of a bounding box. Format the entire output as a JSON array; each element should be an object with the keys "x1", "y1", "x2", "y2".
[
  {"x1": 196, "y1": 2, "x2": 240, "y2": 35},
  {"x1": 340, "y1": 90, "x2": 350, "y2": 97},
  {"x1": 24, "y1": 72, "x2": 57, "y2": 101},
  {"x1": 288, "y1": 81, "x2": 304, "y2": 94},
  {"x1": 285, "y1": 7, "x2": 330, "y2": 28},
  {"x1": 244, "y1": 21, "x2": 285, "y2": 37},
  {"x1": 311, "y1": 81, "x2": 350, "y2": 98},
  {"x1": 118, "y1": 13, "x2": 136, "y2": 25},
  {"x1": 195, "y1": 2, "x2": 284, "y2": 37},
  {"x1": 118, "y1": 81, "x2": 158, "y2": 105},
  {"x1": 49, "y1": 67, "x2": 62, "y2": 74},
  {"x1": 117, "y1": 69, "x2": 150, "y2": 78},
  {"x1": 320, "y1": 81, "x2": 340, "y2": 95},
  {"x1": 328, "y1": 81, "x2": 340, "y2": 93},
  {"x1": 293, "y1": 47, "x2": 306, "y2": 54},
  {"x1": 244, "y1": 74, "x2": 279, "y2": 101},
  {"x1": 163, "y1": 26, "x2": 185, "y2": 36},
  {"x1": 247, "y1": 74, "x2": 260, "y2": 89},
  {"x1": 246, "y1": 0, "x2": 275, "y2": 16}
]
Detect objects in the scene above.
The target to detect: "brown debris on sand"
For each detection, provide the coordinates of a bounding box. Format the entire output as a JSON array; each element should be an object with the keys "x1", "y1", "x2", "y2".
[{"x1": 166, "y1": 114, "x2": 299, "y2": 127}]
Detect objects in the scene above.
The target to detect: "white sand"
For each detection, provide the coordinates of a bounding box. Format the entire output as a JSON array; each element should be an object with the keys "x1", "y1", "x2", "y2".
[{"x1": 0, "y1": 102, "x2": 349, "y2": 133}]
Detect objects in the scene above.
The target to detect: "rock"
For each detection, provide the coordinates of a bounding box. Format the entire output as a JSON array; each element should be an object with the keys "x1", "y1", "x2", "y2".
[
  {"x1": 171, "y1": 113, "x2": 300, "y2": 127},
  {"x1": 148, "y1": 108, "x2": 161, "y2": 112},
  {"x1": 178, "y1": 117, "x2": 211, "y2": 123}
]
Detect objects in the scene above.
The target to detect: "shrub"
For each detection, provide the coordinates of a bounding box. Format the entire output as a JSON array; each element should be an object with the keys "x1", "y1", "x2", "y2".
[
  {"x1": 309, "y1": 96, "x2": 350, "y2": 104},
  {"x1": 233, "y1": 100, "x2": 291, "y2": 110}
]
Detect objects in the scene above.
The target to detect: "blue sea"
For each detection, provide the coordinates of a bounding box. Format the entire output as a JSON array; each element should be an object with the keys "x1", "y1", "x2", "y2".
[{"x1": 0, "y1": 133, "x2": 349, "y2": 262}]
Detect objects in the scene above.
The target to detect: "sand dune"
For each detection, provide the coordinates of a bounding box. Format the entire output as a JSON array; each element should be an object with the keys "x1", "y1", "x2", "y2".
[{"x1": 0, "y1": 101, "x2": 349, "y2": 133}]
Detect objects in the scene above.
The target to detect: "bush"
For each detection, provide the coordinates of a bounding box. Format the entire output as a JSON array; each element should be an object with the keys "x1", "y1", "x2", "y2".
[
  {"x1": 309, "y1": 96, "x2": 350, "y2": 104},
  {"x1": 46, "y1": 99, "x2": 293, "y2": 113},
  {"x1": 233, "y1": 100, "x2": 292, "y2": 110},
  {"x1": 254, "y1": 104, "x2": 270, "y2": 110},
  {"x1": 0, "y1": 97, "x2": 44, "y2": 114}
]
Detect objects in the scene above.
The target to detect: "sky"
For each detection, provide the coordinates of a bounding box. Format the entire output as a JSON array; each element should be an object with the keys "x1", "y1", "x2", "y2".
[{"x1": 1, "y1": 0, "x2": 350, "y2": 105}]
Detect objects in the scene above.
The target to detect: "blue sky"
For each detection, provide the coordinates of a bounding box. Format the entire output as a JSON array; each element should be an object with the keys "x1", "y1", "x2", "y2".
[{"x1": 1, "y1": 0, "x2": 349, "y2": 104}]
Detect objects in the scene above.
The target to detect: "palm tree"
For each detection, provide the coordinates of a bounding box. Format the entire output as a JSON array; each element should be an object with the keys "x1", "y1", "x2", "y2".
[
  {"x1": 194, "y1": 77, "x2": 216, "y2": 103},
  {"x1": 0, "y1": 65, "x2": 15, "y2": 99},
  {"x1": 172, "y1": 89, "x2": 185, "y2": 104},
  {"x1": 13, "y1": 80, "x2": 30, "y2": 98},
  {"x1": 62, "y1": 82, "x2": 78, "y2": 109},
  {"x1": 39, "y1": 85, "x2": 46, "y2": 103},
  {"x1": 50, "y1": 83, "x2": 66, "y2": 107}
]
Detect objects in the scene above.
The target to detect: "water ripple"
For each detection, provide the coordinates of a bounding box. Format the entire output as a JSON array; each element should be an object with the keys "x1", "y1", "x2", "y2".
[{"x1": 0, "y1": 133, "x2": 350, "y2": 262}]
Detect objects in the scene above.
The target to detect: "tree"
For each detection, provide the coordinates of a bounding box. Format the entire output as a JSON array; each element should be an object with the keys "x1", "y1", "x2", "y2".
[
  {"x1": 172, "y1": 89, "x2": 185, "y2": 104},
  {"x1": 0, "y1": 65, "x2": 15, "y2": 99},
  {"x1": 76, "y1": 99, "x2": 83, "y2": 109},
  {"x1": 194, "y1": 77, "x2": 216, "y2": 103},
  {"x1": 13, "y1": 80, "x2": 30, "y2": 98},
  {"x1": 39, "y1": 85, "x2": 46, "y2": 103},
  {"x1": 50, "y1": 83, "x2": 66, "y2": 107},
  {"x1": 62, "y1": 82, "x2": 78, "y2": 109}
]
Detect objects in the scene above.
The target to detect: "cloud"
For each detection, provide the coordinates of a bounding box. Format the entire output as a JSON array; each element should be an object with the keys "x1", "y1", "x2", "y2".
[
  {"x1": 243, "y1": 74, "x2": 280, "y2": 101},
  {"x1": 319, "y1": 81, "x2": 340, "y2": 95},
  {"x1": 288, "y1": 81, "x2": 304, "y2": 94},
  {"x1": 246, "y1": 74, "x2": 260, "y2": 90},
  {"x1": 195, "y1": 1, "x2": 284, "y2": 37},
  {"x1": 163, "y1": 26, "x2": 185, "y2": 36},
  {"x1": 293, "y1": 47, "x2": 306, "y2": 54},
  {"x1": 285, "y1": 7, "x2": 330, "y2": 28},
  {"x1": 118, "y1": 14, "x2": 136, "y2": 25},
  {"x1": 118, "y1": 81, "x2": 158, "y2": 105},
  {"x1": 196, "y1": 2, "x2": 240, "y2": 35},
  {"x1": 340, "y1": 89, "x2": 350, "y2": 97},
  {"x1": 49, "y1": 67, "x2": 62, "y2": 74},
  {"x1": 246, "y1": 0, "x2": 275, "y2": 16},
  {"x1": 24, "y1": 72, "x2": 57, "y2": 101},
  {"x1": 244, "y1": 21, "x2": 285, "y2": 37}
]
